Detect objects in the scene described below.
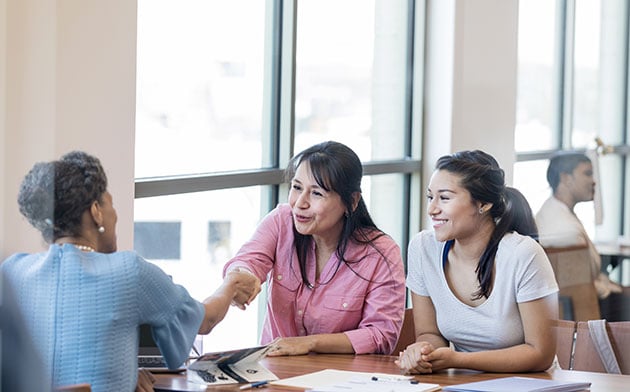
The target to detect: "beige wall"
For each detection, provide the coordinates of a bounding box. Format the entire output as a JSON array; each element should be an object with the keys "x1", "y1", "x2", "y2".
[
  {"x1": 1, "y1": 0, "x2": 137, "y2": 259},
  {"x1": 1, "y1": 0, "x2": 6, "y2": 257}
]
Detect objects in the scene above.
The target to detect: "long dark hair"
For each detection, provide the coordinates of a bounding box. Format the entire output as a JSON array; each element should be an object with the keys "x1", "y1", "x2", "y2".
[
  {"x1": 436, "y1": 150, "x2": 527, "y2": 299},
  {"x1": 504, "y1": 186, "x2": 538, "y2": 241},
  {"x1": 18, "y1": 151, "x2": 108, "y2": 243},
  {"x1": 285, "y1": 141, "x2": 384, "y2": 287}
]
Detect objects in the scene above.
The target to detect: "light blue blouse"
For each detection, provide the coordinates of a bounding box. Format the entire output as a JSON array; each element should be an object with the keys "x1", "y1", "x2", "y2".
[{"x1": 1, "y1": 244, "x2": 204, "y2": 392}]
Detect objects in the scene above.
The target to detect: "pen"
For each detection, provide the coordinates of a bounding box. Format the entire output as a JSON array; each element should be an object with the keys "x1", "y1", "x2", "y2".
[
  {"x1": 371, "y1": 376, "x2": 419, "y2": 385},
  {"x1": 239, "y1": 380, "x2": 269, "y2": 390}
]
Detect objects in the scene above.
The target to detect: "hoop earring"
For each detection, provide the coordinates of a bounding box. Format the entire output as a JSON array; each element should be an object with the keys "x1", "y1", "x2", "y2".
[
  {"x1": 98, "y1": 226, "x2": 105, "y2": 234},
  {"x1": 479, "y1": 208, "x2": 484, "y2": 214}
]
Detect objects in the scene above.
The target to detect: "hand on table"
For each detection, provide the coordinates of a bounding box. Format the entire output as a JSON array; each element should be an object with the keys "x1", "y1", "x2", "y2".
[
  {"x1": 135, "y1": 368, "x2": 156, "y2": 392},
  {"x1": 395, "y1": 341, "x2": 437, "y2": 374},
  {"x1": 267, "y1": 337, "x2": 313, "y2": 357}
]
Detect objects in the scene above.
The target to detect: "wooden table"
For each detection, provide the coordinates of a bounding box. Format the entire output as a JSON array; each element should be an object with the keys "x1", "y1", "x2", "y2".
[
  {"x1": 153, "y1": 353, "x2": 630, "y2": 391},
  {"x1": 596, "y1": 241, "x2": 630, "y2": 284}
]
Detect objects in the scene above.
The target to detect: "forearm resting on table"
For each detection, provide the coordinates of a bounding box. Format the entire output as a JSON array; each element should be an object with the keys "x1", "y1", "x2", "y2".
[
  {"x1": 451, "y1": 343, "x2": 554, "y2": 372},
  {"x1": 271, "y1": 333, "x2": 355, "y2": 356},
  {"x1": 310, "y1": 333, "x2": 355, "y2": 354}
]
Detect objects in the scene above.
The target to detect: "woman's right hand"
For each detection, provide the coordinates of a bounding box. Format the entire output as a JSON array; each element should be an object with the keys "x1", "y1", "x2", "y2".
[
  {"x1": 135, "y1": 368, "x2": 156, "y2": 392},
  {"x1": 225, "y1": 269, "x2": 261, "y2": 309},
  {"x1": 395, "y1": 341, "x2": 435, "y2": 374}
]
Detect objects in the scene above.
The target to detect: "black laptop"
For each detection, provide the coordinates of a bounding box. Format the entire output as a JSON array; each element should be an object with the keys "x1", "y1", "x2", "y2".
[{"x1": 138, "y1": 324, "x2": 188, "y2": 373}]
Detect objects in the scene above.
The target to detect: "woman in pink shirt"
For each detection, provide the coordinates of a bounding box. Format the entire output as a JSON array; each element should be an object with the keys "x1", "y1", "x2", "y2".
[{"x1": 223, "y1": 141, "x2": 406, "y2": 356}]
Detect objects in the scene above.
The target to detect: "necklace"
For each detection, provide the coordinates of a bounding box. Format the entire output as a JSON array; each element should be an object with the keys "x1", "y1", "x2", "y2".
[{"x1": 72, "y1": 244, "x2": 96, "y2": 252}]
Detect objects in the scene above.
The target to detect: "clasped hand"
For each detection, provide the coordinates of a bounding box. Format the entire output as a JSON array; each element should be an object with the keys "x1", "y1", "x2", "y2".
[
  {"x1": 395, "y1": 342, "x2": 454, "y2": 374},
  {"x1": 225, "y1": 269, "x2": 261, "y2": 310}
]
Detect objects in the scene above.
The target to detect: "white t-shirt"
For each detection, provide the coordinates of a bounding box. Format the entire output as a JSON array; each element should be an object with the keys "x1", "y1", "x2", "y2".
[{"x1": 406, "y1": 230, "x2": 558, "y2": 353}]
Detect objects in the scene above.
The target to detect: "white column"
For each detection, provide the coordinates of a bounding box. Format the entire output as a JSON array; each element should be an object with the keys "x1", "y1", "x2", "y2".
[{"x1": 422, "y1": 0, "x2": 518, "y2": 225}]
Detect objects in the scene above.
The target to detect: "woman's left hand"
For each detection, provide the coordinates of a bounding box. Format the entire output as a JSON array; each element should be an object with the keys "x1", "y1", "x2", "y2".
[
  {"x1": 267, "y1": 337, "x2": 314, "y2": 356},
  {"x1": 417, "y1": 346, "x2": 457, "y2": 372}
]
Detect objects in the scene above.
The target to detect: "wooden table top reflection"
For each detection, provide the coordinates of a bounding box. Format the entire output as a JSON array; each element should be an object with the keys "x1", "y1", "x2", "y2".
[{"x1": 153, "y1": 353, "x2": 630, "y2": 392}]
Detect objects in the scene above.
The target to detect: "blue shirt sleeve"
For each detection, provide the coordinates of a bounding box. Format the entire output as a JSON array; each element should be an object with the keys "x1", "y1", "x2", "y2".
[{"x1": 135, "y1": 257, "x2": 205, "y2": 369}]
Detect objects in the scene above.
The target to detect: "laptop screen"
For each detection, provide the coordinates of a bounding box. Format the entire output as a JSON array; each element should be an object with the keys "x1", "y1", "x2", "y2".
[{"x1": 138, "y1": 324, "x2": 162, "y2": 356}]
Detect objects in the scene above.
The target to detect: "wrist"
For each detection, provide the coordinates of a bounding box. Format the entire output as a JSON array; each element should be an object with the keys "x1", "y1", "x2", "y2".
[
  {"x1": 307, "y1": 335, "x2": 319, "y2": 353},
  {"x1": 232, "y1": 266, "x2": 254, "y2": 274},
  {"x1": 451, "y1": 349, "x2": 464, "y2": 368}
]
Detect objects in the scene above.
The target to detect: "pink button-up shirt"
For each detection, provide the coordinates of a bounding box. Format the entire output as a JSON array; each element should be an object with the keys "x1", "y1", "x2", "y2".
[{"x1": 224, "y1": 204, "x2": 406, "y2": 355}]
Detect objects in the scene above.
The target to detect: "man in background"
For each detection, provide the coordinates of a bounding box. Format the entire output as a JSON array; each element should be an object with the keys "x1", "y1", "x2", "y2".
[{"x1": 536, "y1": 152, "x2": 623, "y2": 299}]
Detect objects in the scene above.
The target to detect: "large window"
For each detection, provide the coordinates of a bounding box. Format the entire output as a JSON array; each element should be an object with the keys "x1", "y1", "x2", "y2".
[
  {"x1": 135, "y1": 0, "x2": 423, "y2": 350},
  {"x1": 515, "y1": 0, "x2": 629, "y2": 243}
]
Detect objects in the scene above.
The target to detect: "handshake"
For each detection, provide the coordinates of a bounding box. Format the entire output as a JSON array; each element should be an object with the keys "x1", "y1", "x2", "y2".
[{"x1": 224, "y1": 268, "x2": 262, "y2": 310}]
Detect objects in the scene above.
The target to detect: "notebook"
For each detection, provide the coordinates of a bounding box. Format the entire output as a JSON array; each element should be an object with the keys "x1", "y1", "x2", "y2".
[
  {"x1": 186, "y1": 344, "x2": 278, "y2": 386},
  {"x1": 138, "y1": 324, "x2": 189, "y2": 373},
  {"x1": 442, "y1": 376, "x2": 592, "y2": 392}
]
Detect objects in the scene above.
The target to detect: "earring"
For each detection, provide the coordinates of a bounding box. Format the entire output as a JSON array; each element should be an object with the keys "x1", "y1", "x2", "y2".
[
  {"x1": 98, "y1": 226, "x2": 105, "y2": 234},
  {"x1": 479, "y1": 208, "x2": 484, "y2": 214}
]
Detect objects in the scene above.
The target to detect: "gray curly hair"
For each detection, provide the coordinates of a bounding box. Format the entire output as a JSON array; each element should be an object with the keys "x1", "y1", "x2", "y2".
[{"x1": 18, "y1": 151, "x2": 108, "y2": 243}]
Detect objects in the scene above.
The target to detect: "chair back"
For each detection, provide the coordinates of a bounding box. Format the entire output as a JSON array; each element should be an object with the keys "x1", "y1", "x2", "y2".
[
  {"x1": 573, "y1": 320, "x2": 630, "y2": 374},
  {"x1": 392, "y1": 308, "x2": 415, "y2": 355},
  {"x1": 553, "y1": 319, "x2": 630, "y2": 375},
  {"x1": 551, "y1": 319, "x2": 577, "y2": 370},
  {"x1": 543, "y1": 245, "x2": 601, "y2": 321}
]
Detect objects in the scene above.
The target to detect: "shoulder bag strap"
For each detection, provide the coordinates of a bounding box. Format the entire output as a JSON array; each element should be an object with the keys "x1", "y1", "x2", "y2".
[{"x1": 587, "y1": 319, "x2": 621, "y2": 374}]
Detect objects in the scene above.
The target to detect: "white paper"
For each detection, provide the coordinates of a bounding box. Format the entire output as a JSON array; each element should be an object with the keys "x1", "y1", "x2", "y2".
[{"x1": 271, "y1": 369, "x2": 439, "y2": 392}]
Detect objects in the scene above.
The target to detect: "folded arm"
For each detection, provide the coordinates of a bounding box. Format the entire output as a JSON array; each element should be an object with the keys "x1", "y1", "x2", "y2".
[{"x1": 397, "y1": 293, "x2": 558, "y2": 373}]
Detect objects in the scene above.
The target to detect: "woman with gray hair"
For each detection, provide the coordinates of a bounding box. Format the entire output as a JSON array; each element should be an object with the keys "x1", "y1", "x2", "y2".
[{"x1": 1, "y1": 151, "x2": 258, "y2": 392}]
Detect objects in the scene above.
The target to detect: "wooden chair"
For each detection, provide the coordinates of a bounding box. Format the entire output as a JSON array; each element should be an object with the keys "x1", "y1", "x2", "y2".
[
  {"x1": 54, "y1": 384, "x2": 92, "y2": 392},
  {"x1": 392, "y1": 308, "x2": 416, "y2": 355},
  {"x1": 551, "y1": 319, "x2": 577, "y2": 370},
  {"x1": 543, "y1": 245, "x2": 601, "y2": 321},
  {"x1": 553, "y1": 319, "x2": 630, "y2": 374},
  {"x1": 573, "y1": 320, "x2": 630, "y2": 374}
]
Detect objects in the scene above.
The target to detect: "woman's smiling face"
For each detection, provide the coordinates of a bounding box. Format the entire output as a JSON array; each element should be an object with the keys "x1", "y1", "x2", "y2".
[
  {"x1": 288, "y1": 162, "x2": 346, "y2": 242},
  {"x1": 426, "y1": 169, "x2": 483, "y2": 242}
]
